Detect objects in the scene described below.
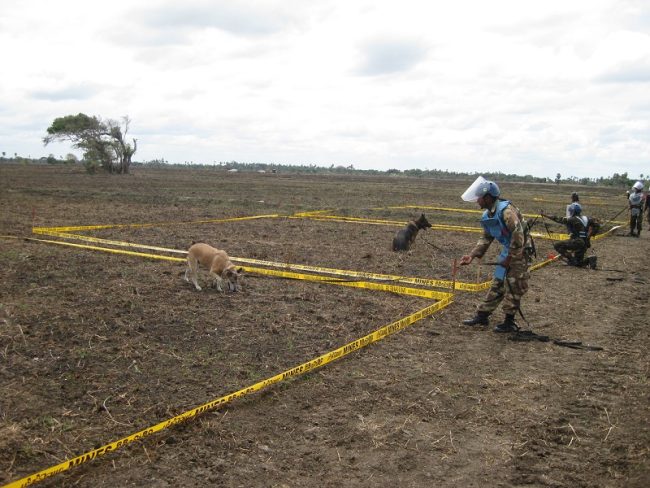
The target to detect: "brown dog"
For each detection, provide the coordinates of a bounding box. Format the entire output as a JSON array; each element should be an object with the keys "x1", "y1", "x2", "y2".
[
  {"x1": 184, "y1": 243, "x2": 243, "y2": 292},
  {"x1": 392, "y1": 213, "x2": 432, "y2": 252}
]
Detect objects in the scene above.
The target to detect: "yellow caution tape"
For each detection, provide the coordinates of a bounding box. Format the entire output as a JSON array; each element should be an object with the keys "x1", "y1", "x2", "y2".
[
  {"x1": 26, "y1": 231, "x2": 465, "y2": 291},
  {"x1": 17, "y1": 237, "x2": 453, "y2": 299},
  {"x1": 293, "y1": 213, "x2": 568, "y2": 238},
  {"x1": 247, "y1": 266, "x2": 452, "y2": 300},
  {"x1": 532, "y1": 197, "x2": 608, "y2": 206},
  {"x1": 454, "y1": 280, "x2": 492, "y2": 291},
  {"x1": 529, "y1": 254, "x2": 561, "y2": 271},
  {"x1": 21, "y1": 237, "x2": 186, "y2": 262},
  {"x1": 372, "y1": 205, "x2": 542, "y2": 219},
  {"x1": 289, "y1": 215, "x2": 404, "y2": 225},
  {"x1": 366, "y1": 205, "x2": 628, "y2": 230},
  {"x1": 291, "y1": 210, "x2": 332, "y2": 217},
  {"x1": 531, "y1": 230, "x2": 567, "y2": 240},
  {"x1": 3, "y1": 296, "x2": 452, "y2": 488},
  {"x1": 20, "y1": 213, "x2": 621, "y2": 301},
  {"x1": 32, "y1": 214, "x2": 280, "y2": 233},
  {"x1": 32, "y1": 231, "x2": 188, "y2": 254},
  {"x1": 592, "y1": 225, "x2": 620, "y2": 240},
  {"x1": 225, "y1": 256, "x2": 459, "y2": 290},
  {"x1": 18, "y1": 234, "x2": 570, "y2": 293},
  {"x1": 293, "y1": 215, "x2": 486, "y2": 233},
  {"x1": 533, "y1": 224, "x2": 620, "y2": 242}
]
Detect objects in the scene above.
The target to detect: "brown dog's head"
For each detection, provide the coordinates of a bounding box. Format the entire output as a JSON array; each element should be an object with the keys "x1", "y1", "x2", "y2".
[
  {"x1": 222, "y1": 266, "x2": 244, "y2": 292},
  {"x1": 415, "y1": 213, "x2": 432, "y2": 230}
]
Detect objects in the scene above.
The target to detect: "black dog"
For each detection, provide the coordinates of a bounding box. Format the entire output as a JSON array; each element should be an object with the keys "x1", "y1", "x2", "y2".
[{"x1": 392, "y1": 213, "x2": 432, "y2": 252}]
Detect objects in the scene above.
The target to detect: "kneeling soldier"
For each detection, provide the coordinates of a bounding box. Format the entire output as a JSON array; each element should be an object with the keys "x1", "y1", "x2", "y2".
[{"x1": 541, "y1": 203, "x2": 596, "y2": 268}]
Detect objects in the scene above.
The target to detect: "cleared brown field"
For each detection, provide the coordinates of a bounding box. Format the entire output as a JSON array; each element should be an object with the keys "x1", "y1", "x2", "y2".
[{"x1": 1, "y1": 164, "x2": 648, "y2": 487}]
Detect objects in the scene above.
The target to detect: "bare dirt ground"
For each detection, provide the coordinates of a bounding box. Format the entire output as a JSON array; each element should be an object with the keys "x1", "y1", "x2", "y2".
[{"x1": 1, "y1": 164, "x2": 648, "y2": 487}]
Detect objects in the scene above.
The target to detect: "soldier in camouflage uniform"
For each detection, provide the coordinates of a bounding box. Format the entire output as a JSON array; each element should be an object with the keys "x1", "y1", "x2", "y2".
[
  {"x1": 646, "y1": 186, "x2": 650, "y2": 225},
  {"x1": 459, "y1": 179, "x2": 532, "y2": 333},
  {"x1": 541, "y1": 203, "x2": 597, "y2": 268}
]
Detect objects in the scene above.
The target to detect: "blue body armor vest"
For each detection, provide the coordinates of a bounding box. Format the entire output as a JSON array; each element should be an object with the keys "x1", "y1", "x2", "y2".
[{"x1": 480, "y1": 199, "x2": 512, "y2": 280}]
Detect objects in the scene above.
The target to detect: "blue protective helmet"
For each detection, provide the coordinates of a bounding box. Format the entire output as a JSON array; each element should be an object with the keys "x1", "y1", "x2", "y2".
[
  {"x1": 475, "y1": 180, "x2": 500, "y2": 199},
  {"x1": 568, "y1": 202, "x2": 582, "y2": 216}
]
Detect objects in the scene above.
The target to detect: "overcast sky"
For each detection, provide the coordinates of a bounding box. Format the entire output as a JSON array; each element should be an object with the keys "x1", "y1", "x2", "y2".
[{"x1": 1, "y1": 0, "x2": 649, "y2": 179}]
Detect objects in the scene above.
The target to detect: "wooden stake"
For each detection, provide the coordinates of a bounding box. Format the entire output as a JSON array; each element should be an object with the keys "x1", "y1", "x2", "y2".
[{"x1": 451, "y1": 258, "x2": 458, "y2": 292}]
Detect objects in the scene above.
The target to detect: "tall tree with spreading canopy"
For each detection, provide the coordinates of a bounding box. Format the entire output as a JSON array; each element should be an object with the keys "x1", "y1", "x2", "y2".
[{"x1": 43, "y1": 113, "x2": 137, "y2": 174}]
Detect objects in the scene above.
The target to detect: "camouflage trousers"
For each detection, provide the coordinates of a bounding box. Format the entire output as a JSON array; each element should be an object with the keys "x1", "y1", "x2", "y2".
[
  {"x1": 477, "y1": 258, "x2": 530, "y2": 316},
  {"x1": 553, "y1": 237, "x2": 587, "y2": 264},
  {"x1": 630, "y1": 213, "x2": 642, "y2": 234}
]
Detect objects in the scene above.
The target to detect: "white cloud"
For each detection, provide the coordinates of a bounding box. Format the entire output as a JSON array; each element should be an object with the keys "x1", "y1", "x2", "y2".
[
  {"x1": 0, "y1": 0, "x2": 649, "y2": 178},
  {"x1": 356, "y1": 38, "x2": 429, "y2": 76},
  {"x1": 31, "y1": 83, "x2": 103, "y2": 101}
]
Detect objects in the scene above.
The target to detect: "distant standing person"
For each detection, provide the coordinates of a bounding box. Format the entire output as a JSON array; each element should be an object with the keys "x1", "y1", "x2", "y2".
[
  {"x1": 628, "y1": 181, "x2": 645, "y2": 237},
  {"x1": 566, "y1": 191, "x2": 580, "y2": 217},
  {"x1": 645, "y1": 184, "x2": 650, "y2": 225},
  {"x1": 459, "y1": 177, "x2": 533, "y2": 333}
]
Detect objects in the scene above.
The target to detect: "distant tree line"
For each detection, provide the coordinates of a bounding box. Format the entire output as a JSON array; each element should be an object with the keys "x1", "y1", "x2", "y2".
[
  {"x1": 133, "y1": 160, "x2": 643, "y2": 187},
  {"x1": 0, "y1": 150, "x2": 642, "y2": 188}
]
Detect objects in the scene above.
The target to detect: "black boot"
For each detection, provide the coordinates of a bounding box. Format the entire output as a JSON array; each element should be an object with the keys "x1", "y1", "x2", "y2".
[
  {"x1": 588, "y1": 256, "x2": 598, "y2": 269},
  {"x1": 463, "y1": 311, "x2": 490, "y2": 326},
  {"x1": 494, "y1": 314, "x2": 518, "y2": 333}
]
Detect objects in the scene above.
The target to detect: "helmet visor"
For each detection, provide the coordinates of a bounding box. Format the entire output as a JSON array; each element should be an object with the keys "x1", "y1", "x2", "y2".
[{"x1": 461, "y1": 175, "x2": 488, "y2": 202}]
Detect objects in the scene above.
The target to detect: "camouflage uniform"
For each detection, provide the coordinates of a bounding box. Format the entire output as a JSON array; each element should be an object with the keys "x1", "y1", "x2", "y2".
[
  {"x1": 629, "y1": 190, "x2": 644, "y2": 236},
  {"x1": 546, "y1": 214, "x2": 589, "y2": 266},
  {"x1": 469, "y1": 202, "x2": 530, "y2": 316}
]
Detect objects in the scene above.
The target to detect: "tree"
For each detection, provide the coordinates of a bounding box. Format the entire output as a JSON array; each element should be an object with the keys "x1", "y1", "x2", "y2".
[
  {"x1": 555, "y1": 173, "x2": 561, "y2": 184},
  {"x1": 43, "y1": 113, "x2": 137, "y2": 174},
  {"x1": 65, "y1": 153, "x2": 79, "y2": 164}
]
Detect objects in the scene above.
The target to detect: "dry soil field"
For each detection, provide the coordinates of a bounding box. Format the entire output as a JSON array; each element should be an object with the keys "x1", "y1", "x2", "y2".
[{"x1": 1, "y1": 164, "x2": 648, "y2": 487}]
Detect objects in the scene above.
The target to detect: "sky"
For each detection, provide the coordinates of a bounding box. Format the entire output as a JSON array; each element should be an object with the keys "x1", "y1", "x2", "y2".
[{"x1": 1, "y1": 0, "x2": 649, "y2": 179}]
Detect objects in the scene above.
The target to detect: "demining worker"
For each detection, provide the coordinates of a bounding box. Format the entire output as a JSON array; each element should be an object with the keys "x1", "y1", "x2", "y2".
[
  {"x1": 541, "y1": 203, "x2": 596, "y2": 268},
  {"x1": 628, "y1": 181, "x2": 645, "y2": 237},
  {"x1": 645, "y1": 185, "x2": 650, "y2": 225},
  {"x1": 459, "y1": 177, "x2": 532, "y2": 333}
]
